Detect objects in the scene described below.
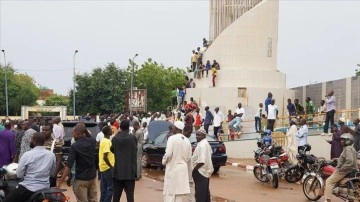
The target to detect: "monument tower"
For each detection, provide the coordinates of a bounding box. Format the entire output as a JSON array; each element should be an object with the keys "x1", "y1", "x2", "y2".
[{"x1": 186, "y1": 0, "x2": 294, "y2": 131}]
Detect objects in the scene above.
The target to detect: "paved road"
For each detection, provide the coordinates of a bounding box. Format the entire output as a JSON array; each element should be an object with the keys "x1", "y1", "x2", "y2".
[{"x1": 61, "y1": 165, "x2": 344, "y2": 202}]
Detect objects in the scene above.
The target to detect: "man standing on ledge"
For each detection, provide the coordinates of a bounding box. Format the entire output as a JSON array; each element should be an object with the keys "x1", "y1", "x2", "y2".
[
  {"x1": 322, "y1": 90, "x2": 336, "y2": 136},
  {"x1": 267, "y1": 99, "x2": 278, "y2": 132},
  {"x1": 264, "y1": 92, "x2": 273, "y2": 115}
]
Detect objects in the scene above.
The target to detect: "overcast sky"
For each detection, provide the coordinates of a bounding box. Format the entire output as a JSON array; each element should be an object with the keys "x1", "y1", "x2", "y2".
[{"x1": 1, "y1": 0, "x2": 360, "y2": 95}]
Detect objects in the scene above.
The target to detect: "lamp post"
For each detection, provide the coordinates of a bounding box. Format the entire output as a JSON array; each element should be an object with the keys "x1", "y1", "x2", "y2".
[
  {"x1": 73, "y1": 50, "x2": 78, "y2": 120},
  {"x1": 1, "y1": 50, "x2": 8, "y2": 116},
  {"x1": 130, "y1": 53, "x2": 138, "y2": 115}
]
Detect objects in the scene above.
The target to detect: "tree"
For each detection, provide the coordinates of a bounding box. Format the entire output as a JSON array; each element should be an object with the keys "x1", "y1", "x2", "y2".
[
  {"x1": 44, "y1": 94, "x2": 70, "y2": 106},
  {"x1": 0, "y1": 65, "x2": 39, "y2": 115},
  {"x1": 356, "y1": 68, "x2": 360, "y2": 77},
  {"x1": 131, "y1": 58, "x2": 186, "y2": 112},
  {"x1": 69, "y1": 63, "x2": 128, "y2": 115},
  {"x1": 69, "y1": 59, "x2": 186, "y2": 115}
]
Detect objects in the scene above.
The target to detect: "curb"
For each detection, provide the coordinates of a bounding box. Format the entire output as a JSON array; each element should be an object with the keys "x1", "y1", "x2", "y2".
[{"x1": 226, "y1": 162, "x2": 254, "y2": 171}]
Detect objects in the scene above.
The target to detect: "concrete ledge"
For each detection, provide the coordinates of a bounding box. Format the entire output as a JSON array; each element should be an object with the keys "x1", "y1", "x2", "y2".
[{"x1": 224, "y1": 134, "x2": 332, "y2": 159}]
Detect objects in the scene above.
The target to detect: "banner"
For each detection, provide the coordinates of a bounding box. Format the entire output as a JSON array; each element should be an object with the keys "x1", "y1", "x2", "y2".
[{"x1": 126, "y1": 89, "x2": 147, "y2": 113}]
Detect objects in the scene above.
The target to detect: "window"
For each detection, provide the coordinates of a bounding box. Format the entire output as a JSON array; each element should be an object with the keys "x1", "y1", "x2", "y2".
[
  {"x1": 238, "y1": 88, "x2": 247, "y2": 98},
  {"x1": 267, "y1": 38, "x2": 272, "y2": 57}
]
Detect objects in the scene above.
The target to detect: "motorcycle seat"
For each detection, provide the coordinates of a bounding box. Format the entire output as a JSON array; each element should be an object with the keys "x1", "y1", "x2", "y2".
[
  {"x1": 6, "y1": 179, "x2": 20, "y2": 192},
  {"x1": 339, "y1": 170, "x2": 360, "y2": 185},
  {"x1": 25, "y1": 188, "x2": 67, "y2": 202},
  {"x1": 344, "y1": 170, "x2": 359, "y2": 178},
  {"x1": 274, "y1": 146, "x2": 282, "y2": 150}
]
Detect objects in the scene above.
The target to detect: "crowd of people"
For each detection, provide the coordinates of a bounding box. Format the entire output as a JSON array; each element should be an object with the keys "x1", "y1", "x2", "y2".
[
  {"x1": 0, "y1": 108, "x2": 220, "y2": 202},
  {"x1": 189, "y1": 39, "x2": 221, "y2": 88},
  {"x1": 2, "y1": 85, "x2": 360, "y2": 202}
]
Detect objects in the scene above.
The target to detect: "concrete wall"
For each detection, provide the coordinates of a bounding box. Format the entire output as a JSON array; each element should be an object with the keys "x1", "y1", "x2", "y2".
[
  {"x1": 192, "y1": 69, "x2": 286, "y2": 89},
  {"x1": 225, "y1": 135, "x2": 332, "y2": 160},
  {"x1": 291, "y1": 76, "x2": 360, "y2": 120}
]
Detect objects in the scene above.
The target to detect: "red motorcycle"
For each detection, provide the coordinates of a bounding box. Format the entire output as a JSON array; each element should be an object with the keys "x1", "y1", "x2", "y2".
[
  {"x1": 253, "y1": 144, "x2": 288, "y2": 188},
  {"x1": 302, "y1": 159, "x2": 360, "y2": 201}
]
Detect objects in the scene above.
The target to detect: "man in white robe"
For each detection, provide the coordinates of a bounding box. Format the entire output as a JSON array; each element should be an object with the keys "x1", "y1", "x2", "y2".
[
  {"x1": 286, "y1": 118, "x2": 298, "y2": 164},
  {"x1": 162, "y1": 121, "x2": 192, "y2": 202}
]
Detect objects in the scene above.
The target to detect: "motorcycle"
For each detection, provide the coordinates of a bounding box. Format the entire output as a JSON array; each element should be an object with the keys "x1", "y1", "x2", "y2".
[
  {"x1": 284, "y1": 144, "x2": 318, "y2": 183},
  {"x1": 302, "y1": 158, "x2": 360, "y2": 201},
  {"x1": 253, "y1": 146, "x2": 281, "y2": 188},
  {"x1": 254, "y1": 140, "x2": 291, "y2": 179},
  {"x1": 0, "y1": 165, "x2": 70, "y2": 202}
]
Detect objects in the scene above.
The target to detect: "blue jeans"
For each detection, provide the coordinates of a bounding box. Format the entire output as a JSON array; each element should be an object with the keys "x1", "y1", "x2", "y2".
[
  {"x1": 229, "y1": 117, "x2": 241, "y2": 132},
  {"x1": 255, "y1": 117, "x2": 261, "y2": 132},
  {"x1": 100, "y1": 168, "x2": 114, "y2": 202}
]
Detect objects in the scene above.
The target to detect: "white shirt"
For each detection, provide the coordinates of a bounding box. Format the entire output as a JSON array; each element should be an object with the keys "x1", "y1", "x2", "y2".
[
  {"x1": 213, "y1": 111, "x2": 224, "y2": 127},
  {"x1": 255, "y1": 107, "x2": 263, "y2": 118},
  {"x1": 96, "y1": 131, "x2": 104, "y2": 142},
  {"x1": 267, "y1": 104, "x2": 278, "y2": 119},
  {"x1": 235, "y1": 107, "x2": 245, "y2": 120},
  {"x1": 320, "y1": 105, "x2": 326, "y2": 113},
  {"x1": 141, "y1": 117, "x2": 147, "y2": 124},
  {"x1": 296, "y1": 125, "x2": 308, "y2": 147},
  {"x1": 191, "y1": 138, "x2": 214, "y2": 178},
  {"x1": 53, "y1": 123, "x2": 65, "y2": 142},
  {"x1": 142, "y1": 127, "x2": 148, "y2": 142}
]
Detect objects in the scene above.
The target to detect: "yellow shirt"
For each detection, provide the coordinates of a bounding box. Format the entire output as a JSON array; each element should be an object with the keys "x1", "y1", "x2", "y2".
[
  {"x1": 211, "y1": 67, "x2": 217, "y2": 76},
  {"x1": 192, "y1": 54, "x2": 198, "y2": 63},
  {"x1": 99, "y1": 138, "x2": 115, "y2": 172}
]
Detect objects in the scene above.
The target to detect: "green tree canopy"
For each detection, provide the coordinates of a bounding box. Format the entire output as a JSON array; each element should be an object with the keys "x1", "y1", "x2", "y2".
[
  {"x1": 70, "y1": 59, "x2": 186, "y2": 115},
  {"x1": 132, "y1": 58, "x2": 186, "y2": 112},
  {"x1": 44, "y1": 94, "x2": 70, "y2": 107},
  {"x1": 0, "y1": 65, "x2": 39, "y2": 115},
  {"x1": 70, "y1": 63, "x2": 128, "y2": 115}
]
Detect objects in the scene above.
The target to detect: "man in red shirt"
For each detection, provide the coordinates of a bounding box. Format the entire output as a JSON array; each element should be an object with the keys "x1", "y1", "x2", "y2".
[{"x1": 184, "y1": 109, "x2": 195, "y2": 128}]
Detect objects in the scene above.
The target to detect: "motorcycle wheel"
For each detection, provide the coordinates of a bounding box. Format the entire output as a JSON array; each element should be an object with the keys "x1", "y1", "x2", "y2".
[
  {"x1": 302, "y1": 175, "x2": 323, "y2": 201},
  {"x1": 284, "y1": 165, "x2": 304, "y2": 183},
  {"x1": 253, "y1": 166, "x2": 269, "y2": 182},
  {"x1": 272, "y1": 173, "x2": 279, "y2": 188}
]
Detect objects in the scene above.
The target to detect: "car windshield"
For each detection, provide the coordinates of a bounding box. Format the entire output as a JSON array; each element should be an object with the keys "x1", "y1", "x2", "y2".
[
  {"x1": 188, "y1": 132, "x2": 216, "y2": 144},
  {"x1": 62, "y1": 122, "x2": 99, "y2": 139},
  {"x1": 153, "y1": 131, "x2": 168, "y2": 146}
]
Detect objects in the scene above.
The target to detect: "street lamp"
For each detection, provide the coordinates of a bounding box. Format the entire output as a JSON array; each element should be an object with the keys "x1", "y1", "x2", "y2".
[
  {"x1": 130, "y1": 53, "x2": 138, "y2": 115},
  {"x1": 73, "y1": 50, "x2": 78, "y2": 120},
  {"x1": 1, "y1": 50, "x2": 8, "y2": 116}
]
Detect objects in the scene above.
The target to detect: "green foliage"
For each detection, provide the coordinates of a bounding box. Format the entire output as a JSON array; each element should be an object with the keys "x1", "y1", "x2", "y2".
[
  {"x1": 133, "y1": 58, "x2": 186, "y2": 112},
  {"x1": 356, "y1": 69, "x2": 360, "y2": 77},
  {"x1": 44, "y1": 94, "x2": 70, "y2": 106},
  {"x1": 0, "y1": 65, "x2": 40, "y2": 115},
  {"x1": 70, "y1": 63, "x2": 128, "y2": 115},
  {"x1": 71, "y1": 59, "x2": 186, "y2": 115}
]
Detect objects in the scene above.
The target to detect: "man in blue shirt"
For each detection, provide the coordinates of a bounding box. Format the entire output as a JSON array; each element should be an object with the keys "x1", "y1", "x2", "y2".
[
  {"x1": 264, "y1": 92, "x2": 273, "y2": 115},
  {"x1": 3, "y1": 132, "x2": 56, "y2": 202},
  {"x1": 287, "y1": 98, "x2": 296, "y2": 117},
  {"x1": 203, "y1": 106, "x2": 214, "y2": 134}
]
